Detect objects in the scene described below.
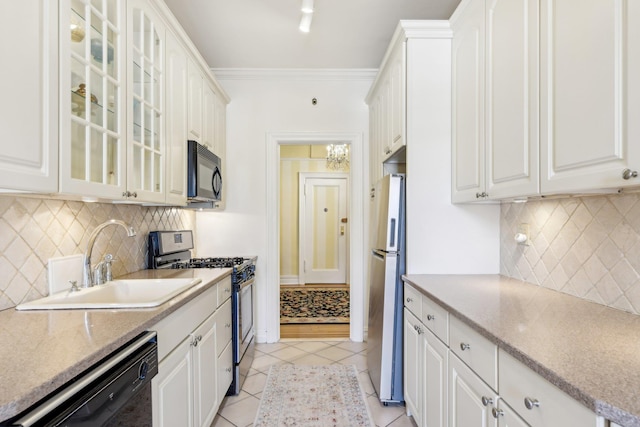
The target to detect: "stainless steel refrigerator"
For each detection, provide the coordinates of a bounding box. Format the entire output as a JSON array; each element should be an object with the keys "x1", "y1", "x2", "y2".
[{"x1": 367, "y1": 174, "x2": 405, "y2": 404}]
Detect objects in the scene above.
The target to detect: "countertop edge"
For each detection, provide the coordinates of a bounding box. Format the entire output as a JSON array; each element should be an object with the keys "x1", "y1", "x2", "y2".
[
  {"x1": 402, "y1": 274, "x2": 640, "y2": 427},
  {"x1": 0, "y1": 269, "x2": 232, "y2": 422}
]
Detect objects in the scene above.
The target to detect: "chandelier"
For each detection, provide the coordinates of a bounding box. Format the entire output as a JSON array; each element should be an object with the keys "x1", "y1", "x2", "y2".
[{"x1": 326, "y1": 144, "x2": 349, "y2": 170}]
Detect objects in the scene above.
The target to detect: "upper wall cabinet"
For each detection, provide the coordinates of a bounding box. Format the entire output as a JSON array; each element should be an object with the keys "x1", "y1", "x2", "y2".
[
  {"x1": 452, "y1": 0, "x2": 539, "y2": 203},
  {"x1": 127, "y1": 0, "x2": 166, "y2": 203},
  {"x1": 59, "y1": 0, "x2": 127, "y2": 199},
  {"x1": 540, "y1": 0, "x2": 640, "y2": 194},
  {"x1": 0, "y1": 0, "x2": 58, "y2": 193}
]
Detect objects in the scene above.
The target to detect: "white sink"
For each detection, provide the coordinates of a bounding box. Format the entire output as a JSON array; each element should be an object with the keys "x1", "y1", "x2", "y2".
[{"x1": 16, "y1": 278, "x2": 202, "y2": 310}]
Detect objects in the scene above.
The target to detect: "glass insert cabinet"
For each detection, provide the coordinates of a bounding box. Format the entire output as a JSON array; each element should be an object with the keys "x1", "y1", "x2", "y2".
[{"x1": 60, "y1": 0, "x2": 165, "y2": 202}]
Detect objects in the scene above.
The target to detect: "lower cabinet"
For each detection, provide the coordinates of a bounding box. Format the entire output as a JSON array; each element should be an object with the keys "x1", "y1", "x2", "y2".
[
  {"x1": 449, "y1": 353, "x2": 497, "y2": 427},
  {"x1": 404, "y1": 309, "x2": 448, "y2": 427},
  {"x1": 152, "y1": 277, "x2": 233, "y2": 427},
  {"x1": 494, "y1": 400, "x2": 529, "y2": 427}
]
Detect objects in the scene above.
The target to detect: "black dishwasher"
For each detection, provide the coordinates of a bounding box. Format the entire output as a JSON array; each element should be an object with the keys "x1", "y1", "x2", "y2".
[{"x1": 6, "y1": 331, "x2": 158, "y2": 427}]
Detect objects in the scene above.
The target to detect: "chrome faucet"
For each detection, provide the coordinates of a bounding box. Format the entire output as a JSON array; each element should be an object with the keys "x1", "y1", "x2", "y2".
[{"x1": 83, "y1": 219, "x2": 136, "y2": 288}]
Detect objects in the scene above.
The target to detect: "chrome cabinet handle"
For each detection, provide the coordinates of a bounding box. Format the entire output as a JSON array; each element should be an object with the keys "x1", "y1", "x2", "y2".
[
  {"x1": 426, "y1": 314, "x2": 435, "y2": 321},
  {"x1": 492, "y1": 407, "x2": 503, "y2": 419},
  {"x1": 481, "y1": 396, "x2": 493, "y2": 407},
  {"x1": 622, "y1": 168, "x2": 638, "y2": 180},
  {"x1": 460, "y1": 342, "x2": 470, "y2": 351},
  {"x1": 524, "y1": 397, "x2": 540, "y2": 410}
]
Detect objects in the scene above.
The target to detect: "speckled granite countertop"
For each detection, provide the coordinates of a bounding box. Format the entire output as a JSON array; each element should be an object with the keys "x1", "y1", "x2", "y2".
[
  {"x1": 403, "y1": 274, "x2": 640, "y2": 427},
  {"x1": 0, "y1": 268, "x2": 231, "y2": 423}
]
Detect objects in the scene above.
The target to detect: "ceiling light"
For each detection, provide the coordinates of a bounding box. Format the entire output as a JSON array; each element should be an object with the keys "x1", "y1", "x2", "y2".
[
  {"x1": 326, "y1": 144, "x2": 349, "y2": 170},
  {"x1": 301, "y1": 0, "x2": 314, "y2": 13},
  {"x1": 299, "y1": 12, "x2": 313, "y2": 33}
]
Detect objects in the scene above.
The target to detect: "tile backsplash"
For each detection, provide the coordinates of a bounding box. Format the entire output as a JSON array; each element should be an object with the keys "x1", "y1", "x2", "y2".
[
  {"x1": 0, "y1": 196, "x2": 195, "y2": 310},
  {"x1": 501, "y1": 193, "x2": 640, "y2": 314}
]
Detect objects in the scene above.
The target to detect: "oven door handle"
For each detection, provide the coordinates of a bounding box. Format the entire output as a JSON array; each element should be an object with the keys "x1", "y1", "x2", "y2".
[{"x1": 239, "y1": 277, "x2": 254, "y2": 290}]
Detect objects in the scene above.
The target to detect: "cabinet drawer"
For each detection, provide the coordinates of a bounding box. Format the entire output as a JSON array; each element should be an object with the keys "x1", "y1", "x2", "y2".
[
  {"x1": 217, "y1": 340, "x2": 233, "y2": 404},
  {"x1": 404, "y1": 282, "x2": 422, "y2": 318},
  {"x1": 217, "y1": 276, "x2": 232, "y2": 306},
  {"x1": 421, "y1": 295, "x2": 449, "y2": 345},
  {"x1": 499, "y1": 350, "x2": 597, "y2": 427},
  {"x1": 449, "y1": 316, "x2": 497, "y2": 391},
  {"x1": 214, "y1": 298, "x2": 232, "y2": 356}
]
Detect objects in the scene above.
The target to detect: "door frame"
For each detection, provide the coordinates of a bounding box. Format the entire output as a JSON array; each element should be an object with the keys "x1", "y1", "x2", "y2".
[
  {"x1": 265, "y1": 132, "x2": 365, "y2": 343},
  {"x1": 298, "y1": 172, "x2": 349, "y2": 285}
]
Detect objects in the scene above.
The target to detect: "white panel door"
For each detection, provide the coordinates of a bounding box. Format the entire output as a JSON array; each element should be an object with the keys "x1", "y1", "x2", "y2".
[
  {"x1": 152, "y1": 338, "x2": 194, "y2": 427},
  {"x1": 300, "y1": 176, "x2": 348, "y2": 284},
  {"x1": 485, "y1": 0, "x2": 539, "y2": 198},
  {"x1": 540, "y1": 0, "x2": 640, "y2": 193}
]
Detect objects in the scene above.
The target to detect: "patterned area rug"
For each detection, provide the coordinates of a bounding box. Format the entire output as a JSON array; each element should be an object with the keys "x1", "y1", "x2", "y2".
[
  {"x1": 254, "y1": 365, "x2": 373, "y2": 427},
  {"x1": 280, "y1": 286, "x2": 349, "y2": 324}
]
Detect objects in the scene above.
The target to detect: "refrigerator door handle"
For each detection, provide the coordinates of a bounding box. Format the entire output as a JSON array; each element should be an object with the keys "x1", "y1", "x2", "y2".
[{"x1": 389, "y1": 219, "x2": 396, "y2": 248}]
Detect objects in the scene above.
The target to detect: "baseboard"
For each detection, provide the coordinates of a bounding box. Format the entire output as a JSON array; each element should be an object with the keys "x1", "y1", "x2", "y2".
[{"x1": 280, "y1": 275, "x2": 299, "y2": 285}]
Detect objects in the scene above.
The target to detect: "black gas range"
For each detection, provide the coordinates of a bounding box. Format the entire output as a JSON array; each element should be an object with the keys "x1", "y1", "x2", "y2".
[{"x1": 148, "y1": 230, "x2": 256, "y2": 396}]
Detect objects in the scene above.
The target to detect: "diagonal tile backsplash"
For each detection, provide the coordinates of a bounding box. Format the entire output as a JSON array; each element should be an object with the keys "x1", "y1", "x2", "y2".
[
  {"x1": 0, "y1": 196, "x2": 195, "y2": 311},
  {"x1": 501, "y1": 193, "x2": 640, "y2": 315}
]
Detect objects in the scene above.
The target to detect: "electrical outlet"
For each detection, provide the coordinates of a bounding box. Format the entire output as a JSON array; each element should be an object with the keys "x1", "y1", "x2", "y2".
[{"x1": 516, "y1": 223, "x2": 530, "y2": 246}]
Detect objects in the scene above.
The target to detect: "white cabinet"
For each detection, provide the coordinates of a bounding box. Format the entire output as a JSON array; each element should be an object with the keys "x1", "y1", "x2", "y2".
[
  {"x1": 165, "y1": 30, "x2": 188, "y2": 205},
  {"x1": 60, "y1": 0, "x2": 127, "y2": 199},
  {"x1": 126, "y1": 0, "x2": 166, "y2": 203},
  {"x1": 493, "y1": 400, "x2": 529, "y2": 427},
  {"x1": 485, "y1": 0, "x2": 539, "y2": 199},
  {"x1": 449, "y1": 352, "x2": 497, "y2": 427},
  {"x1": 187, "y1": 58, "x2": 203, "y2": 143},
  {"x1": 452, "y1": 0, "x2": 539, "y2": 202},
  {"x1": 451, "y1": 0, "x2": 486, "y2": 203},
  {"x1": 540, "y1": 0, "x2": 640, "y2": 194},
  {"x1": 0, "y1": 0, "x2": 58, "y2": 193},
  {"x1": 152, "y1": 277, "x2": 233, "y2": 427},
  {"x1": 202, "y1": 82, "x2": 216, "y2": 151},
  {"x1": 404, "y1": 309, "x2": 423, "y2": 425}
]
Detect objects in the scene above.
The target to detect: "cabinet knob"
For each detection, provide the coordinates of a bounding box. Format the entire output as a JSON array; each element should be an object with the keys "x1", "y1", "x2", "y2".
[
  {"x1": 622, "y1": 168, "x2": 638, "y2": 180},
  {"x1": 225, "y1": 367, "x2": 232, "y2": 372},
  {"x1": 524, "y1": 396, "x2": 540, "y2": 410},
  {"x1": 413, "y1": 324, "x2": 423, "y2": 335},
  {"x1": 225, "y1": 323, "x2": 231, "y2": 328},
  {"x1": 491, "y1": 407, "x2": 504, "y2": 419},
  {"x1": 481, "y1": 396, "x2": 493, "y2": 407},
  {"x1": 426, "y1": 314, "x2": 435, "y2": 321},
  {"x1": 225, "y1": 287, "x2": 231, "y2": 293},
  {"x1": 406, "y1": 297, "x2": 413, "y2": 303},
  {"x1": 460, "y1": 342, "x2": 470, "y2": 351}
]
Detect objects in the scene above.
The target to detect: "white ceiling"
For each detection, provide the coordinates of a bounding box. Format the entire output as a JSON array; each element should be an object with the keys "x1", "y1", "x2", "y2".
[{"x1": 162, "y1": 0, "x2": 462, "y2": 69}]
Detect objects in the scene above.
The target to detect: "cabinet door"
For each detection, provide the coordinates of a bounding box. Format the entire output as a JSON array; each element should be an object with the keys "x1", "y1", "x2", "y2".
[
  {"x1": 424, "y1": 328, "x2": 448, "y2": 427},
  {"x1": 389, "y1": 45, "x2": 405, "y2": 156},
  {"x1": 202, "y1": 82, "x2": 216, "y2": 152},
  {"x1": 127, "y1": 0, "x2": 166, "y2": 203},
  {"x1": 60, "y1": 0, "x2": 126, "y2": 198},
  {"x1": 187, "y1": 58, "x2": 203, "y2": 142},
  {"x1": 153, "y1": 338, "x2": 194, "y2": 427},
  {"x1": 496, "y1": 401, "x2": 529, "y2": 427},
  {"x1": 540, "y1": 0, "x2": 640, "y2": 193},
  {"x1": 485, "y1": 0, "x2": 539, "y2": 198},
  {"x1": 450, "y1": 353, "x2": 497, "y2": 427},
  {"x1": 379, "y1": 78, "x2": 392, "y2": 158},
  {"x1": 0, "y1": 0, "x2": 58, "y2": 193},
  {"x1": 403, "y1": 309, "x2": 423, "y2": 425},
  {"x1": 452, "y1": 0, "x2": 487, "y2": 202},
  {"x1": 192, "y1": 313, "x2": 218, "y2": 427},
  {"x1": 217, "y1": 341, "x2": 233, "y2": 408},
  {"x1": 165, "y1": 30, "x2": 188, "y2": 205}
]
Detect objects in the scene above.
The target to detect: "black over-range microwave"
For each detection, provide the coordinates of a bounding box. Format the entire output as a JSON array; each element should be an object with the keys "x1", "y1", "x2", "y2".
[{"x1": 187, "y1": 140, "x2": 222, "y2": 203}]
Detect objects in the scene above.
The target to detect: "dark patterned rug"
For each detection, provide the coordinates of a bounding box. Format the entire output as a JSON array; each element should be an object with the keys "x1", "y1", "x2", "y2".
[{"x1": 280, "y1": 286, "x2": 350, "y2": 324}]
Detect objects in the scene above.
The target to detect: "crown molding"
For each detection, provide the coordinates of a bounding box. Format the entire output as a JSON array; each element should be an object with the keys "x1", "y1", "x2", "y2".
[{"x1": 211, "y1": 68, "x2": 379, "y2": 81}]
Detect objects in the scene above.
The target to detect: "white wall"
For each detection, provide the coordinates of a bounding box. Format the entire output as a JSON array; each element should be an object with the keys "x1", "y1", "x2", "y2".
[{"x1": 195, "y1": 70, "x2": 374, "y2": 343}]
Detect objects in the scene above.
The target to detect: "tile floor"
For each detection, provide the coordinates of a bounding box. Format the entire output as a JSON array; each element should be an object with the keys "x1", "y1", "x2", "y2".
[{"x1": 212, "y1": 339, "x2": 416, "y2": 427}]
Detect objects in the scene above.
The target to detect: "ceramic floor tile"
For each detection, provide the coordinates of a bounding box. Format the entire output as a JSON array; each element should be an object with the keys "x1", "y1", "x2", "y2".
[
  {"x1": 290, "y1": 353, "x2": 334, "y2": 365},
  {"x1": 387, "y1": 414, "x2": 418, "y2": 427},
  {"x1": 269, "y1": 345, "x2": 308, "y2": 362},
  {"x1": 211, "y1": 414, "x2": 236, "y2": 427},
  {"x1": 290, "y1": 340, "x2": 334, "y2": 353},
  {"x1": 335, "y1": 340, "x2": 369, "y2": 353},
  {"x1": 218, "y1": 395, "x2": 261, "y2": 427},
  {"x1": 250, "y1": 353, "x2": 283, "y2": 372},
  {"x1": 315, "y1": 345, "x2": 355, "y2": 361},
  {"x1": 254, "y1": 342, "x2": 292, "y2": 354},
  {"x1": 218, "y1": 390, "x2": 251, "y2": 411},
  {"x1": 358, "y1": 370, "x2": 375, "y2": 395},
  {"x1": 338, "y1": 352, "x2": 369, "y2": 371},
  {"x1": 366, "y1": 396, "x2": 406, "y2": 427},
  {"x1": 241, "y1": 371, "x2": 268, "y2": 395}
]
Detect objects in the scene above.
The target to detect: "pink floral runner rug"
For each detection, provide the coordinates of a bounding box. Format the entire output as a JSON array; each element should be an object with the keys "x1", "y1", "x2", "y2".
[{"x1": 254, "y1": 364, "x2": 374, "y2": 427}]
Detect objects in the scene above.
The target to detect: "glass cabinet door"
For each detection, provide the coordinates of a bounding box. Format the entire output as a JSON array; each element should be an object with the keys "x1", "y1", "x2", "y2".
[
  {"x1": 61, "y1": 0, "x2": 125, "y2": 198},
  {"x1": 128, "y1": 1, "x2": 165, "y2": 202}
]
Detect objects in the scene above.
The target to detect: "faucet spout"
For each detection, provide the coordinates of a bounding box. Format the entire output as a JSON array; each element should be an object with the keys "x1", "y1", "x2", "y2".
[{"x1": 83, "y1": 219, "x2": 136, "y2": 288}]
